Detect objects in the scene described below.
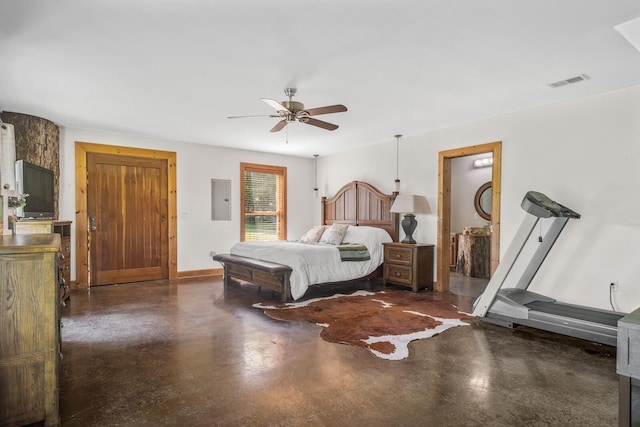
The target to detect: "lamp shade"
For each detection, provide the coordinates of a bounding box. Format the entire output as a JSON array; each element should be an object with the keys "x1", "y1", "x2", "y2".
[{"x1": 390, "y1": 194, "x2": 431, "y2": 214}]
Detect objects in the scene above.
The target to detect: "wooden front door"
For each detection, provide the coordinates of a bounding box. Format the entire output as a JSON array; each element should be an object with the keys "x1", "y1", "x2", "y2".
[{"x1": 87, "y1": 153, "x2": 169, "y2": 285}]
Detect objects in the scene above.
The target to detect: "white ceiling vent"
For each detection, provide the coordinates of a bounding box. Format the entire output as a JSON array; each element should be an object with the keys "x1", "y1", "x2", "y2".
[{"x1": 548, "y1": 74, "x2": 590, "y2": 88}]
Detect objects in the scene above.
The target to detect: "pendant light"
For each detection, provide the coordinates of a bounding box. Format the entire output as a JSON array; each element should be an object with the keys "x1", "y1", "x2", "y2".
[
  {"x1": 394, "y1": 134, "x2": 402, "y2": 192},
  {"x1": 313, "y1": 154, "x2": 319, "y2": 198}
]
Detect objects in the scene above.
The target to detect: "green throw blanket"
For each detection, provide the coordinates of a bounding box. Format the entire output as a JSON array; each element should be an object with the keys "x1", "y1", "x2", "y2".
[{"x1": 337, "y1": 244, "x2": 371, "y2": 261}]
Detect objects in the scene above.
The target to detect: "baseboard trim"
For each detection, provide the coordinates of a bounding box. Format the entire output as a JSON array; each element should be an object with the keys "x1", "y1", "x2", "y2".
[
  {"x1": 175, "y1": 268, "x2": 223, "y2": 280},
  {"x1": 70, "y1": 269, "x2": 223, "y2": 289}
]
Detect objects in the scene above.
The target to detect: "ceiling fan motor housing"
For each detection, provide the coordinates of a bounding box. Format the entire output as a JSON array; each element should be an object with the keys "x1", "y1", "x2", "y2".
[
  {"x1": 282, "y1": 100, "x2": 304, "y2": 113},
  {"x1": 282, "y1": 100, "x2": 306, "y2": 122}
]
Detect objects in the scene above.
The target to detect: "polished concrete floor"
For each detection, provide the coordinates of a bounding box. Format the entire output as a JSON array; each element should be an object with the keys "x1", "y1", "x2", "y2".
[{"x1": 59, "y1": 274, "x2": 618, "y2": 426}]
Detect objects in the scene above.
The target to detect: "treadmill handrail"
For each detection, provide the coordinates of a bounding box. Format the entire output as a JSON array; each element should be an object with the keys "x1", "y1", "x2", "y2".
[{"x1": 521, "y1": 191, "x2": 581, "y2": 219}]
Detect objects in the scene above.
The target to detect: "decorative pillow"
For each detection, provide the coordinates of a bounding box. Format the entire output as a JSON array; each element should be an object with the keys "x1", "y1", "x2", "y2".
[
  {"x1": 320, "y1": 224, "x2": 349, "y2": 245},
  {"x1": 343, "y1": 225, "x2": 393, "y2": 247},
  {"x1": 299, "y1": 225, "x2": 326, "y2": 243}
]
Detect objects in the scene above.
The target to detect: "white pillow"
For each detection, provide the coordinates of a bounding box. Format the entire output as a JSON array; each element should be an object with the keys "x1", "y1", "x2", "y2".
[
  {"x1": 342, "y1": 225, "x2": 393, "y2": 248},
  {"x1": 299, "y1": 225, "x2": 325, "y2": 243},
  {"x1": 320, "y1": 224, "x2": 349, "y2": 245}
]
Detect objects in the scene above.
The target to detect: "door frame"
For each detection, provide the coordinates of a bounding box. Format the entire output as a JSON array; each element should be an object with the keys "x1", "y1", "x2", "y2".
[
  {"x1": 436, "y1": 141, "x2": 502, "y2": 292},
  {"x1": 75, "y1": 142, "x2": 178, "y2": 288}
]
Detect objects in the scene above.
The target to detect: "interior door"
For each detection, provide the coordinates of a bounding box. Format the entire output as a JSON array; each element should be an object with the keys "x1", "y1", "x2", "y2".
[{"x1": 87, "y1": 153, "x2": 168, "y2": 286}]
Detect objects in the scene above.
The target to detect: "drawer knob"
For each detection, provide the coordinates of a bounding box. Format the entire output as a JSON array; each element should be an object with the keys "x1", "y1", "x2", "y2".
[
  {"x1": 395, "y1": 272, "x2": 401, "y2": 277},
  {"x1": 396, "y1": 254, "x2": 401, "y2": 258}
]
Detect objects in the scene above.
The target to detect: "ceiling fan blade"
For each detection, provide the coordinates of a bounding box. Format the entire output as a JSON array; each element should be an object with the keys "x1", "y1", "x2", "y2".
[
  {"x1": 261, "y1": 98, "x2": 290, "y2": 114},
  {"x1": 304, "y1": 104, "x2": 347, "y2": 116},
  {"x1": 303, "y1": 117, "x2": 339, "y2": 131},
  {"x1": 227, "y1": 114, "x2": 281, "y2": 119},
  {"x1": 269, "y1": 120, "x2": 288, "y2": 132}
]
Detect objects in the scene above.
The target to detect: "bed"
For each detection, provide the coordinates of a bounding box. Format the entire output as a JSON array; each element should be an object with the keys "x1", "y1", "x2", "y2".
[{"x1": 213, "y1": 181, "x2": 399, "y2": 301}]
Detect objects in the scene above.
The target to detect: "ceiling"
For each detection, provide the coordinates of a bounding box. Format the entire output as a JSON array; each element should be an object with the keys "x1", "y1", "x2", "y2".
[{"x1": 1, "y1": 1, "x2": 640, "y2": 158}]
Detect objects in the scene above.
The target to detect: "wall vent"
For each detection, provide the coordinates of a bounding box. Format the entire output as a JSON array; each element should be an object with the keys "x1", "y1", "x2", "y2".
[{"x1": 548, "y1": 74, "x2": 590, "y2": 88}]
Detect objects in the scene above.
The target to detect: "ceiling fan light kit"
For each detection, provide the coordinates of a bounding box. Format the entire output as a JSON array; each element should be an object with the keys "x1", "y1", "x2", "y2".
[{"x1": 228, "y1": 87, "x2": 347, "y2": 133}]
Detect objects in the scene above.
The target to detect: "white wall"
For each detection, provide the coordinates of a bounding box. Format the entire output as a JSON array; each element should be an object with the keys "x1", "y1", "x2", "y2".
[
  {"x1": 319, "y1": 85, "x2": 640, "y2": 313},
  {"x1": 59, "y1": 128, "x2": 317, "y2": 277},
  {"x1": 57, "y1": 85, "x2": 640, "y2": 312}
]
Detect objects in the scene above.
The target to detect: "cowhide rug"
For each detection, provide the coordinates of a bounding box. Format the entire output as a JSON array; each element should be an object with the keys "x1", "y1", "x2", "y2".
[{"x1": 253, "y1": 290, "x2": 474, "y2": 360}]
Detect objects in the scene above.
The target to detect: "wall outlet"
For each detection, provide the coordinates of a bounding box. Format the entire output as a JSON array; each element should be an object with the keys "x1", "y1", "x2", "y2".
[{"x1": 610, "y1": 282, "x2": 616, "y2": 291}]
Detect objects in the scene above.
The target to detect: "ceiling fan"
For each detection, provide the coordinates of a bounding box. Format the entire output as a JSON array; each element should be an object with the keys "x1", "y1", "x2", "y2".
[{"x1": 228, "y1": 88, "x2": 347, "y2": 133}]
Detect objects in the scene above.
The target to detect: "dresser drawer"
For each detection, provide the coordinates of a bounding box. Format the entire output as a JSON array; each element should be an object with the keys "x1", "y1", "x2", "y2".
[
  {"x1": 60, "y1": 239, "x2": 71, "y2": 257},
  {"x1": 384, "y1": 264, "x2": 412, "y2": 286},
  {"x1": 59, "y1": 258, "x2": 71, "y2": 280},
  {"x1": 385, "y1": 246, "x2": 413, "y2": 265}
]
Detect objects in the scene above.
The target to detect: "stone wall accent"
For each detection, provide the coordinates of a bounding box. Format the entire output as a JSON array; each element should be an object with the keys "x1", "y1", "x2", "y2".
[{"x1": 0, "y1": 111, "x2": 60, "y2": 218}]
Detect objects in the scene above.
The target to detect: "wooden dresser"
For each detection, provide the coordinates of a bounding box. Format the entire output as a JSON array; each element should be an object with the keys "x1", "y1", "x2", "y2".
[
  {"x1": 0, "y1": 234, "x2": 61, "y2": 427},
  {"x1": 383, "y1": 242, "x2": 434, "y2": 292},
  {"x1": 53, "y1": 221, "x2": 72, "y2": 300}
]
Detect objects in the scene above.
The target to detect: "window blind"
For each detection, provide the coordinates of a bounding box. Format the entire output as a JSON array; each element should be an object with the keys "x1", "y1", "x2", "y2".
[{"x1": 240, "y1": 163, "x2": 287, "y2": 241}]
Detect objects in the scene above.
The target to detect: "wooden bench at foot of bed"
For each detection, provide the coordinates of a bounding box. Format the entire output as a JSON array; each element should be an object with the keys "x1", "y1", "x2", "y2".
[{"x1": 213, "y1": 253, "x2": 292, "y2": 302}]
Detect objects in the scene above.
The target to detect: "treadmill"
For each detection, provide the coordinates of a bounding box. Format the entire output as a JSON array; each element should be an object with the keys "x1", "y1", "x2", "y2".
[{"x1": 472, "y1": 191, "x2": 623, "y2": 346}]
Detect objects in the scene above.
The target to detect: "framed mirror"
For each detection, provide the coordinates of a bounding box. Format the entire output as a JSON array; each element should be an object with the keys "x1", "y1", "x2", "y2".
[{"x1": 474, "y1": 181, "x2": 492, "y2": 221}]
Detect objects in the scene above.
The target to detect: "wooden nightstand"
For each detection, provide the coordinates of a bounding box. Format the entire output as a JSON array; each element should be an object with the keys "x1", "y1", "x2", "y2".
[{"x1": 383, "y1": 242, "x2": 434, "y2": 292}]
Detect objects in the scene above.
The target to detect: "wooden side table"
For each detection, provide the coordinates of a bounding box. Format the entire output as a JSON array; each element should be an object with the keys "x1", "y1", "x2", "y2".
[
  {"x1": 455, "y1": 233, "x2": 490, "y2": 279},
  {"x1": 383, "y1": 242, "x2": 434, "y2": 292}
]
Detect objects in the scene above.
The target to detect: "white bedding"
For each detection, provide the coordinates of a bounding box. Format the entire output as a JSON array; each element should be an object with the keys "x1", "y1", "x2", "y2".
[{"x1": 230, "y1": 225, "x2": 392, "y2": 300}]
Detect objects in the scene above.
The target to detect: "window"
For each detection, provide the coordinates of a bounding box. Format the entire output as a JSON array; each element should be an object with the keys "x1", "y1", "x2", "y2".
[{"x1": 240, "y1": 162, "x2": 287, "y2": 241}]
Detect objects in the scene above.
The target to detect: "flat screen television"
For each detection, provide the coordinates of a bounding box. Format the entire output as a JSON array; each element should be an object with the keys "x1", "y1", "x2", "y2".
[{"x1": 15, "y1": 160, "x2": 55, "y2": 219}]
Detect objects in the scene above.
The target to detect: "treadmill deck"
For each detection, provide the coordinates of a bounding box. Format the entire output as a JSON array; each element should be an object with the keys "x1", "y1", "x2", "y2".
[{"x1": 526, "y1": 300, "x2": 623, "y2": 327}]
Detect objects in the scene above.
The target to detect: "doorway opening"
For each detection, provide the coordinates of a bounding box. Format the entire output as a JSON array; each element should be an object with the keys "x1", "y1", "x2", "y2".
[{"x1": 436, "y1": 141, "x2": 502, "y2": 293}]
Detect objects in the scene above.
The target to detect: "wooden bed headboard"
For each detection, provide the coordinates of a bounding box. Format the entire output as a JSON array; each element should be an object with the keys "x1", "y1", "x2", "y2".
[{"x1": 321, "y1": 181, "x2": 399, "y2": 242}]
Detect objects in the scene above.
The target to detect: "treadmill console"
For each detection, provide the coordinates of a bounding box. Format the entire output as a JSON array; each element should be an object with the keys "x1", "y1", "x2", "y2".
[{"x1": 521, "y1": 191, "x2": 581, "y2": 219}]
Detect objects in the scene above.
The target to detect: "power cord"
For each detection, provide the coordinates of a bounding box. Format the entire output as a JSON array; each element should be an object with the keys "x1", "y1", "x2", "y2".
[
  {"x1": 538, "y1": 220, "x2": 543, "y2": 242},
  {"x1": 609, "y1": 282, "x2": 616, "y2": 312}
]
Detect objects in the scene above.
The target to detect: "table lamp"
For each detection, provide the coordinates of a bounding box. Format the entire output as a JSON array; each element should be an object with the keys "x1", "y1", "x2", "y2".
[{"x1": 390, "y1": 194, "x2": 431, "y2": 244}]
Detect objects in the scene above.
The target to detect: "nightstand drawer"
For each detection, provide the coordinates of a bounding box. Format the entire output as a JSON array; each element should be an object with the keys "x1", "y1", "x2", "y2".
[
  {"x1": 385, "y1": 246, "x2": 413, "y2": 265},
  {"x1": 384, "y1": 264, "x2": 412, "y2": 285}
]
